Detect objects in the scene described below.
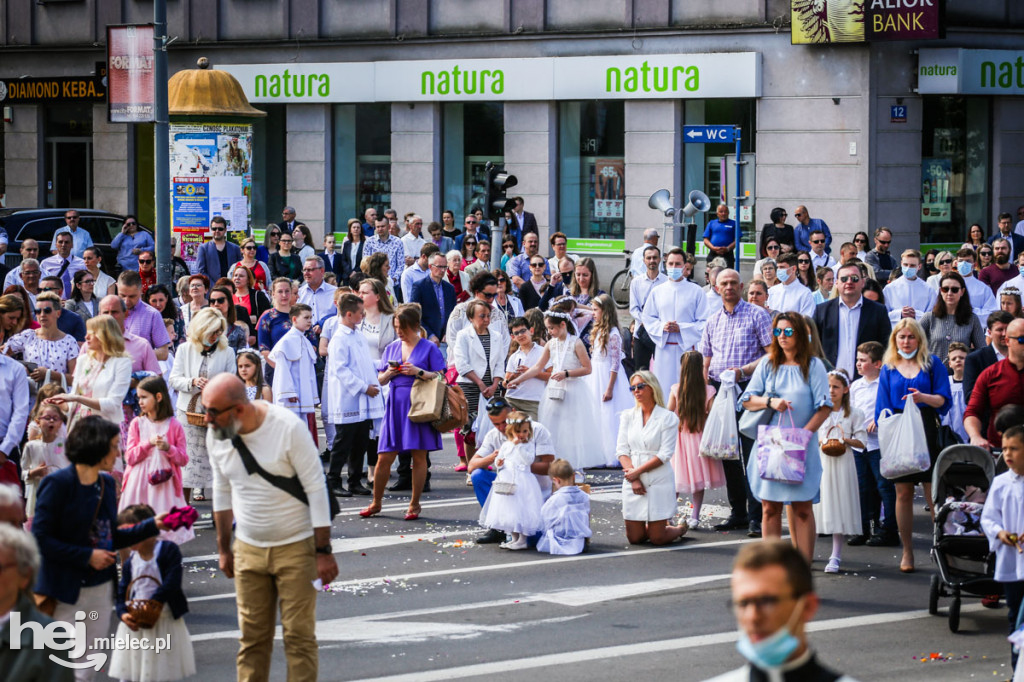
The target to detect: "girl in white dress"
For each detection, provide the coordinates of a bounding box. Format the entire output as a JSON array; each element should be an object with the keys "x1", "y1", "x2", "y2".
[
  {"x1": 588, "y1": 294, "x2": 633, "y2": 466},
  {"x1": 509, "y1": 299, "x2": 604, "y2": 470},
  {"x1": 21, "y1": 404, "x2": 69, "y2": 529},
  {"x1": 109, "y1": 504, "x2": 195, "y2": 682},
  {"x1": 478, "y1": 413, "x2": 545, "y2": 550},
  {"x1": 617, "y1": 370, "x2": 688, "y2": 545},
  {"x1": 813, "y1": 369, "x2": 866, "y2": 574}
]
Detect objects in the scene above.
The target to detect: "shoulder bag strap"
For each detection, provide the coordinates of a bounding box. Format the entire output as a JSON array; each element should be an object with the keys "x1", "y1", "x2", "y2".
[{"x1": 231, "y1": 434, "x2": 309, "y2": 505}]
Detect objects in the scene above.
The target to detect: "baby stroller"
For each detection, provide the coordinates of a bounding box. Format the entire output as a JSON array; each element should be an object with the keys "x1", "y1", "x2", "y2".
[{"x1": 928, "y1": 444, "x2": 1001, "y2": 633}]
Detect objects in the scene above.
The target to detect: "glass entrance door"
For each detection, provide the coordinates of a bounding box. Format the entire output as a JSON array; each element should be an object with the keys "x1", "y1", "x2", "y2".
[{"x1": 45, "y1": 139, "x2": 92, "y2": 208}]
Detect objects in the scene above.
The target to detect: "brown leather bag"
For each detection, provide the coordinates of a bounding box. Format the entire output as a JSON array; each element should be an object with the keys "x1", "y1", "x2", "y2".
[{"x1": 432, "y1": 380, "x2": 468, "y2": 433}]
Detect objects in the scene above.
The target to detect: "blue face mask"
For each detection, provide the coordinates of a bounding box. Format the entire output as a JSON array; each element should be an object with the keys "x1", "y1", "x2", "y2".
[
  {"x1": 1018, "y1": 265, "x2": 1024, "y2": 277},
  {"x1": 956, "y1": 261, "x2": 973, "y2": 277},
  {"x1": 777, "y1": 267, "x2": 791, "y2": 283},
  {"x1": 667, "y1": 267, "x2": 684, "y2": 281},
  {"x1": 735, "y1": 598, "x2": 805, "y2": 669},
  {"x1": 902, "y1": 266, "x2": 918, "y2": 280},
  {"x1": 898, "y1": 348, "x2": 917, "y2": 360}
]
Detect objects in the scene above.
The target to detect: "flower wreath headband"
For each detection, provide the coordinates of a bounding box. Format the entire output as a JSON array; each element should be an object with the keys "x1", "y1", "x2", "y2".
[
  {"x1": 544, "y1": 310, "x2": 572, "y2": 321},
  {"x1": 505, "y1": 416, "x2": 529, "y2": 425},
  {"x1": 827, "y1": 369, "x2": 850, "y2": 386}
]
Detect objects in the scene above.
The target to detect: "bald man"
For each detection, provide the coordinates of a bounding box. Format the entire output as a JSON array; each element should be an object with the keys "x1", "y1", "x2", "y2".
[{"x1": 203, "y1": 373, "x2": 337, "y2": 680}]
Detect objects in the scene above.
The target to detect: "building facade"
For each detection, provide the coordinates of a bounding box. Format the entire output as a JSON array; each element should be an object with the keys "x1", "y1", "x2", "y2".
[{"x1": 2, "y1": 0, "x2": 1023, "y2": 268}]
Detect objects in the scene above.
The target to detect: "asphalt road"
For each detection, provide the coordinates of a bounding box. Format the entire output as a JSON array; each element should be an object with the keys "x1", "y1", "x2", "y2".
[{"x1": 166, "y1": 437, "x2": 1015, "y2": 682}]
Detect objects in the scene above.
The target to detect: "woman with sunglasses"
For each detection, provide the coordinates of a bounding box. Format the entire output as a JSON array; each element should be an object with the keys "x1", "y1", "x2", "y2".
[
  {"x1": 256, "y1": 223, "x2": 280, "y2": 263},
  {"x1": 209, "y1": 285, "x2": 249, "y2": 353},
  {"x1": 760, "y1": 207, "x2": 795, "y2": 255},
  {"x1": 230, "y1": 237, "x2": 271, "y2": 291},
  {"x1": 753, "y1": 239, "x2": 782, "y2": 280},
  {"x1": 65, "y1": 269, "x2": 99, "y2": 321},
  {"x1": 925, "y1": 251, "x2": 954, "y2": 290},
  {"x1": 269, "y1": 232, "x2": 302, "y2": 280},
  {"x1": 739, "y1": 313, "x2": 832, "y2": 562},
  {"x1": 460, "y1": 237, "x2": 478, "y2": 271},
  {"x1": 978, "y1": 245, "x2": 994, "y2": 271},
  {"x1": 615, "y1": 370, "x2": 689, "y2": 545},
  {"x1": 919, "y1": 272, "x2": 985, "y2": 364},
  {"x1": 876, "y1": 318, "x2": 951, "y2": 573},
  {"x1": 3, "y1": 291, "x2": 77, "y2": 393},
  {"x1": 853, "y1": 231, "x2": 871, "y2": 260},
  {"x1": 794, "y1": 251, "x2": 815, "y2": 290}
]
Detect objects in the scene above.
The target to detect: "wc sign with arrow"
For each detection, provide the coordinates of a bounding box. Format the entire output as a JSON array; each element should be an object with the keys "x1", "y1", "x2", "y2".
[{"x1": 683, "y1": 125, "x2": 736, "y2": 143}]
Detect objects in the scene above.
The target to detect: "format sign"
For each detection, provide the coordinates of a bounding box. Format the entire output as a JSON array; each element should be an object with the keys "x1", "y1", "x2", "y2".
[{"x1": 107, "y1": 24, "x2": 156, "y2": 123}]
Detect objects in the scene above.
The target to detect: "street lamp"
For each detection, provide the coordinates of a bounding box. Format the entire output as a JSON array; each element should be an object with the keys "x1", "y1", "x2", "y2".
[{"x1": 647, "y1": 189, "x2": 710, "y2": 253}]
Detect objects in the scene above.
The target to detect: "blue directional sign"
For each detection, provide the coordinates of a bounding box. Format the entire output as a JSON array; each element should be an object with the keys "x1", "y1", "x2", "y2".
[{"x1": 683, "y1": 125, "x2": 736, "y2": 143}]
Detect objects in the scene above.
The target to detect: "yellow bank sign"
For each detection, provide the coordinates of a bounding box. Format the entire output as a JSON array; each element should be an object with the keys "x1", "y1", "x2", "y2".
[{"x1": 222, "y1": 53, "x2": 760, "y2": 104}]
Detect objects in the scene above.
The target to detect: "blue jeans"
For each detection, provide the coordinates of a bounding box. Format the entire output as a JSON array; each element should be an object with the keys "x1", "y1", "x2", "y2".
[
  {"x1": 471, "y1": 468, "x2": 496, "y2": 507},
  {"x1": 854, "y1": 449, "x2": 897, "y2": 536}
]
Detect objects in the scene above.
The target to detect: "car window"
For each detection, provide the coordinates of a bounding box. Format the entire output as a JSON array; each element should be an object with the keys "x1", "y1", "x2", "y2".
[
  {"x1": 80, "y1": 217, "x2": 117, "y2": 245},
  {"x1": 95, "y1": 217, "x2": 126, "y2": 243},
  {"x1": 15, "y1": 217, "x2": 65, "y2": 244}
]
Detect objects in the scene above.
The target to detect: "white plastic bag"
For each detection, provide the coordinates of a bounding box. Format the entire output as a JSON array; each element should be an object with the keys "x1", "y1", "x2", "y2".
[
  {"x1": 878, "y1": 395, "x2": 930, "y2": 479},
  {"x1": 699, "y1": 370, "x2": 741, "y2": 461}
]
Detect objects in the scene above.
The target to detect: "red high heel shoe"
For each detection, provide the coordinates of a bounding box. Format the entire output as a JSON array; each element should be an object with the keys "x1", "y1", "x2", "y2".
[
  {"x1": 404, "y1": 507, "x2": 421, "y2": 521},
  {"x1": 359, "y1": 505, "x2": 381, "y2": 518}
]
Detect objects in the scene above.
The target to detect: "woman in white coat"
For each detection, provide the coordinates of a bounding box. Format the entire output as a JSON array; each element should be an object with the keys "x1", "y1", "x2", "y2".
[
  {"x1": 47, "y1": 314, "x2": 132, "y2": 429},
  {"x1": 616, "y1": 370, "x2": 688, "y2": 545},
  {"x1": 454, "y1": 300, "x2": 510, "y2": 458},
  {"x1": 168, "y1": 308, "x2": 237, "y2": 502}
]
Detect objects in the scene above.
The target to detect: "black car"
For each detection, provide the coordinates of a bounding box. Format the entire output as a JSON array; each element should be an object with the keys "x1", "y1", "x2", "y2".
[{"x1": 0, "y1": 208, "x2": 153, "y2": 276}]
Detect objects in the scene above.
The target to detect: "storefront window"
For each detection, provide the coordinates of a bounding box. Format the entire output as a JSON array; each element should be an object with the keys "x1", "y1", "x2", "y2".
[
  {"x1": 334, "y1": 103, "x2": 391, "y2": 229},
  {"x1": 442, "y1": 102, "x2": 504, "y2": 220},
  {"x1": 920, "y1": 96, "x2": 990, "y2": 245},
  {"x1": 558, "y1": 101, "x2": 625, "y2": 240},
  {"x1": 44, "y1": 104, "x2": 93, "y2": 208}
]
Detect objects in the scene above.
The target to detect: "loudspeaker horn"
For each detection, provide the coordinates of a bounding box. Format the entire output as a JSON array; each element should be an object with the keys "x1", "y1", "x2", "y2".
[
  {"x1": 647, "y1": 189, "x2": 674, "y2": 217},
  {"x1": 682, "y1": 190, "x2": 711, "y2": 218}
]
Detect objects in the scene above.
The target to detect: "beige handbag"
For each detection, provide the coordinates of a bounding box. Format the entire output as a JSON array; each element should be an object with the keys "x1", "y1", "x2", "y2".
[{"x1": 409, "y1": 374, "x2": 447, "y2": 423}]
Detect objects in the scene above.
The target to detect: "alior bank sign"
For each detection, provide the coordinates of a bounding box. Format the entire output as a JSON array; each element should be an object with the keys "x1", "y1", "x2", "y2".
[{"x1": 220, "y1": 53, "x2": 760, "y2": 103}]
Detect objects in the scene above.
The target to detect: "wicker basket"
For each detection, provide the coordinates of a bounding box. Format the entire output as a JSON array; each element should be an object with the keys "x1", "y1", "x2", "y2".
[
  {"x1": 185, "y1": 392, "x2": 206, "y2": 427},
  {"x1": 125, "y1": 575, "x2": 164, "y2": 629},
  {"x1": 820, "y1": 424, "x2": 846, "y2": 457}
]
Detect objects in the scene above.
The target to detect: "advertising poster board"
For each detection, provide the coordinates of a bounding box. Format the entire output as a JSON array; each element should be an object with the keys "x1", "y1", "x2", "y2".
[
  {"x1": 593, "y1": 157, "x2": 624, "y2": 219},
  {"x1": 107, "y1": 25, "x2": 155, "y2": 123}
]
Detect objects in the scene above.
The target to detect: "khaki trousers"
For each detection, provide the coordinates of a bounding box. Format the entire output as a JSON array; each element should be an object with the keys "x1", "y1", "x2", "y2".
[{"x1": 234, "y1": 536, "x2": 318, "y2": 682}]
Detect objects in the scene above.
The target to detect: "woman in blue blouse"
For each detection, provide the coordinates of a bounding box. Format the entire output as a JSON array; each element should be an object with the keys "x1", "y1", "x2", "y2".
[{"x1": 875, "y1": 318, "x2": 951, "y2": 573}]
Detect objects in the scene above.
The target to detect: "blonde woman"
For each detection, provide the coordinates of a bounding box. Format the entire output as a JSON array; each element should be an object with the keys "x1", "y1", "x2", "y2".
[
  {"x1": 47, "y1": 314, "x2": 131, "y2": 428},
  {"x1": 616, "y1": 370, "x2": 688, "y2": 545},
  {"x1": 169, "y1": 308, "x2": 237, "y2": 502},
  {"x1": 875, "y1": 318, "x2": 951, "y2": 573},
  {"x1": 589, "y1": 293, "x2": 632, "y2": 465}
]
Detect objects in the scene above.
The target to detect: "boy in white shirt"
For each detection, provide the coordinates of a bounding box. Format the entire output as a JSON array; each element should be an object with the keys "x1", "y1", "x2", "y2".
[
  {"x1": 849, "y1": 341, "x2": 898, "y2": 547},
  {"x1": 503, "y1": 316, "x2": 550, "y2": 422},
  {"x1": 269, "y1": 304, "x2": 319, "y2": 445}
]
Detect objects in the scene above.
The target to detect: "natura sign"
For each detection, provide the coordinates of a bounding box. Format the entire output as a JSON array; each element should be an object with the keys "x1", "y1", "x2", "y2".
[
  {"x1": 221, "y1": 53, "x2": 760, "y2": 104},
  {"x1": 918, "y1": 48, "x2": 1024, "y2": 95}
]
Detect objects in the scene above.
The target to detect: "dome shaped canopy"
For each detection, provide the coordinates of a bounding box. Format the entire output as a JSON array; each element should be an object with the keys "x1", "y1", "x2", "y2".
[{"x1": 168, "y1": 58, "x2": 265, "y2": 118}]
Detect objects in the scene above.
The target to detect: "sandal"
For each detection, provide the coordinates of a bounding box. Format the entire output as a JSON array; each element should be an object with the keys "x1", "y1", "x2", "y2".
[{"x1": 192, "y1": 489, "x2": 206, "y2": 502}]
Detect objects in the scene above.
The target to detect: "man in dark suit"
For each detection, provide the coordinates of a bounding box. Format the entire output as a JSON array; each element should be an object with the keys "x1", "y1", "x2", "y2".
[
  {"x1": 964, "y1": 310, "x2": 1012, "y2": 402},
  {"x1": 813, "y1": 262, "x2": 891, "y2": 379},
  {"x1": 989, "y1": 212, "x2": 1024, "y2": 262},
  {"x1": 319, "y1": 233, "x2": 345, "y2": 282},
  {"x1": 196, "y1": 217, "x2": 242, "y2": 283},
  {"x1": 277, "y1": 206, "x2": 298, "y2": 235},
  {"x1": 510, "y1": 197, "x2": 538, "y2": 236},
  {"x1": 410, "y1": 252, "x2": 456, "y2": 346}
]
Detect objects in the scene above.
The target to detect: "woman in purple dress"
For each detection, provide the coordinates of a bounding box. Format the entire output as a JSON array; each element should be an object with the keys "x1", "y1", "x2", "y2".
[{"x1": 360, "y1": 303, "x2": 446, "y2": 521}]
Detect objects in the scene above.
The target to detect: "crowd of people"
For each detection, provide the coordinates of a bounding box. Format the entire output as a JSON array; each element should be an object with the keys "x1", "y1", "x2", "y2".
[{"x1": 1, "y1": 201, "x2": 1024, "y2": 680}]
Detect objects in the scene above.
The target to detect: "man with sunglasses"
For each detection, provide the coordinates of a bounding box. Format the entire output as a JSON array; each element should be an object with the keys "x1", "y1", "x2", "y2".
[
  {"x1": 863, "y1": 227, "x2": 895, "y2": 282},
  {"x1": 813, "y1": 263, "x2": 891, "y2": 379},
  {"x1": 791, "y1": 206, "x2": 832, "y2": 255},
  {"x1": 52, "y1": 210, "x2": 94, "y2": 259},
  {"x1": 507, "y1": 232, "x2": 549, "y2": 291},
  {"x1": 807, "y1": 230, "x2": 835, "y2": 270},
  {"x1": 196, "y1": 216, "x2": 242, "y2": 284},
  {"x1": 410, "y1": 251, "x2": 456, "y2": 347},
  {"x1": 110, "y1": 215, "x2": 154, "y2": 273},
  {"x1": 965, "y1": 318, "x2": 1024, "y2": 454}
]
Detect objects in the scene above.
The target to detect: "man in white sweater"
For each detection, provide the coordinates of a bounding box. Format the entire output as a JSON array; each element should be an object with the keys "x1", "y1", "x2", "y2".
[{"x1": 204, "y1": 374, "x2": 338, "y2": 682}]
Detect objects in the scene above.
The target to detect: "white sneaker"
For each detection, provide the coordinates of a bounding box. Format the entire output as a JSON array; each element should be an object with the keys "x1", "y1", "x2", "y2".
[
  {"x1": 824, "y1": 557, "x2": 840, "y2": 573},
  {"x1": 505, "y1": 537, "x2": 529, "y2": 550},
  {"x1": 688, "y1": 516, "x2": 700, "y2": 530}
]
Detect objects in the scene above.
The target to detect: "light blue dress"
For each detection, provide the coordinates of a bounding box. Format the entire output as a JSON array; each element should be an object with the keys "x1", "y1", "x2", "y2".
[{"x1": 738, "y1": 356, "x2": 832, "y2": 503}]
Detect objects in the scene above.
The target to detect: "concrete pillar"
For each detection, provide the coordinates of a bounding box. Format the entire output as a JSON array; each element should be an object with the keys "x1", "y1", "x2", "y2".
[
  {"x1": 286, "y1": 104, "x2": 328, "y2": 238},
  {"x1": 390, "y1": 102, "x2": 439, "y2": 222},
  {"x1": 92, "y1": 104, "x2": 129, "y2": 214},
  {"x1": 503, "y1": 101, "x2": 554, "y2": 243},
  {"x1": 991, "y1": 98, "x2": 1024, "y2": 217},
  {"x1": 3, "y1": 105, "x2": 38, "y2": 207},
  {"x1": 624, "y1": 100, "x2": 679, "y2": 250}
]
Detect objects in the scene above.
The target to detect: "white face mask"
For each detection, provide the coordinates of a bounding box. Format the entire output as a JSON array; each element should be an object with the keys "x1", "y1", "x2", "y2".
[{"x1": 777, "y1": 267, "x2": 791, "y2": 284}]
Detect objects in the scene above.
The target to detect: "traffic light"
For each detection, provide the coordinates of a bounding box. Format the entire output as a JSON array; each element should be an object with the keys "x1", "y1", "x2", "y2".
[{"x1": 484, "y1": 161, "x2": 517, "y2": 223}]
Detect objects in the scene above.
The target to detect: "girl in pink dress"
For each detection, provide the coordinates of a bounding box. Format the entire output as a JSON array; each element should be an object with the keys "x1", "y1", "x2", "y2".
[
  {"x1": 667, "y1": 351, "x2": 725, "y2": 529},
  {"x1": 120, "y1": 376, "x2": 193, "y2": 544}
]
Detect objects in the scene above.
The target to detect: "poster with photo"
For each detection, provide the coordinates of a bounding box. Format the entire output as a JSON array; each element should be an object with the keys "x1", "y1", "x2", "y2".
[
  {"x1": 593, "y1": 157, "x2": 624, "y2": 219},
  {"x1": 921, "y1": 157, "x2": 952, "y2": 223},
  {"x1": 169, "y1": 122, "x2": 253, "y2": 258},
  {"x1": 178, "y1": 229, "x2": 206, "y2": 270}
]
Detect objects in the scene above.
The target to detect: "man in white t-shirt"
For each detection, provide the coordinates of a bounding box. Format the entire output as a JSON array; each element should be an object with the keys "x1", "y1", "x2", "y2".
[
  {"x1": 503, "y1": 317, "x2": 550, "y2": 421},
  {"x1": 204, "y1": 374, "x2": 338, "y2": 681},
  {"x1": 468, "y1": 396, "x2": 555, "y2": 544}
]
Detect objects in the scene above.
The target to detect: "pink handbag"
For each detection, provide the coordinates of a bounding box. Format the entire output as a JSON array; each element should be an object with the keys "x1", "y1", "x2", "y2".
[{"x1": 756, "y1": 411, "x2": 812, "y2": 484}]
